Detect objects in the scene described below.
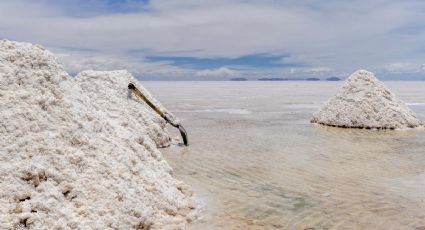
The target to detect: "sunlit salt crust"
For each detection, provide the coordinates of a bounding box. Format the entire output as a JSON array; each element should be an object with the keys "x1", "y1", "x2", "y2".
[
  {"x1": 311, "y1": 70, "x2": 424, "y2": 129},
  {"x1": 0, "y1": 39, "x2": 197, "y2": 229}
]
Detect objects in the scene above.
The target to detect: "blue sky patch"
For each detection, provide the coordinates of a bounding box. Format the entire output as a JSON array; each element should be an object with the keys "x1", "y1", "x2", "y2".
[
  {"x1": 44, "y1": 0, "x2": 149, "y2": 17},
  {"x1": 145, "y1": 54, "x2": 302, "y2": 69}
]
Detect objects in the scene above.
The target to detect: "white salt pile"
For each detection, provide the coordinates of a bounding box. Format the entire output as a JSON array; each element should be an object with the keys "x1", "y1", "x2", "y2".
[
  {"x1": 311, "y1": 70, "x2": 424, "y2": 129},
  {"x1": 0, "y1": 39, "x2": 197, "y2": 229}
]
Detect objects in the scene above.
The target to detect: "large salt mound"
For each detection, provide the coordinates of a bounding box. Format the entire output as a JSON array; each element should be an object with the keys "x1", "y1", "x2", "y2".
[
  {"x1": 311, "y1": 70, "x2": 424, "y2": 129},
  {"x1": 0, "y1": 39, "x2": 196, "y2": 229}
]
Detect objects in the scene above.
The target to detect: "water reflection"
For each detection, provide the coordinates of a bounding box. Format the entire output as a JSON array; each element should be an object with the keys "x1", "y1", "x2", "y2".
[{"x1": 144, "y1": 81, "x2": 425, "y2": 230}]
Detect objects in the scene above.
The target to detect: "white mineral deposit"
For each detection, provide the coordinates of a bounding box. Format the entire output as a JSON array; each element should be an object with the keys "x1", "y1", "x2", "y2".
[
  {"x1": 311, "y1": 70, "x2": 424, "y2": 129},
  {"x1": 0, "y1": 39, "x2": 197, "y2": 230}
]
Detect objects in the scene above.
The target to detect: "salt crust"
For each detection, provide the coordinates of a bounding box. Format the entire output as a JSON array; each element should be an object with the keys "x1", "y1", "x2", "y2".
[
  {"x1": 0, "y1": 39, "x2": 196, "y2": 229},
  {"x1": 311, "y1": 70, "x2": 424, "y2": 129}
]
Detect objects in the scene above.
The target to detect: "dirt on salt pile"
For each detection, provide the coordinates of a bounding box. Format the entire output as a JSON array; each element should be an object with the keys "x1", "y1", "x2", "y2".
[
  {"x1": 0, "y1": 39, "x2": 197, "y2": 229},
  {"x1": 311, "y1": 69, "x2": 424, "y2": 129}
]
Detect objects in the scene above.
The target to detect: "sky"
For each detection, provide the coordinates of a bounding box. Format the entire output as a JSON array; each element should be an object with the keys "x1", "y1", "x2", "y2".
[{"x1": 1, "y1": 0, "x2": 425, "y2": 80}]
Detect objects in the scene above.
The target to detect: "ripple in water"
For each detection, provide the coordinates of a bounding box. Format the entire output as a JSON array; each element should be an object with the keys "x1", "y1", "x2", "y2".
[{"x1": 144, "y1": 81, "x2": 425, "y2": 230}]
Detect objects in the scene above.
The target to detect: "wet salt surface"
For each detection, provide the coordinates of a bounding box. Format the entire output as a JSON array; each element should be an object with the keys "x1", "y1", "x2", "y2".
[
  {"x1": 175, "y1": 108, "x2": 251, "y2": 115},
  {"x1": 144, "y1": 81, "x2": 425, "y2": 230}
]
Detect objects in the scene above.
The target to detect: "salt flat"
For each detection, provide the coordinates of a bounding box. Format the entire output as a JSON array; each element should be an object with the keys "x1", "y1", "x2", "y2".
[{"x1": 145, "y1": 81, "x2": 425, "y2": 230}]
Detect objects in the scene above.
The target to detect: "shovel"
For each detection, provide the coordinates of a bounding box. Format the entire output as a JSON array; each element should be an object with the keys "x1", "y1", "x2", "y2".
[{"x1": 128, "y1": 83, "x2": 188, "y2": 146}]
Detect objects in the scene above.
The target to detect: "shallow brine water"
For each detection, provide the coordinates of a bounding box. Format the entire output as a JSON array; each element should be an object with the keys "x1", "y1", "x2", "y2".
[{"x1": 143, "y1": 81, "x2": 425, "y2": 230}]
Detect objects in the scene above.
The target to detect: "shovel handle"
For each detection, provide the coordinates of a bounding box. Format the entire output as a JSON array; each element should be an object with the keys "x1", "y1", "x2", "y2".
[
  {"x1": 128, "y1": 83, "x2": 168, "y2": 121},
  {"x1": 128, "y1": 83, "x2": 188, "y2": 146}
]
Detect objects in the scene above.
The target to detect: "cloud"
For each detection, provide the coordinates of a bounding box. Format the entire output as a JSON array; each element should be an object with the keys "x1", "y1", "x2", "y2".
[
  {"x1": 297, "y1": 67, "x2": 334, "y2": 75},
  {"x1": 195, "y1": 67, "x2": 240, "y2": 78},
  {"x1": 383, "y1": 62, "x2": 422, "y2": 73},
  {"x1": 55, "y1": 50, "x2": 191, "y2": 79},
  {"x1": 1, "y1": 0, "x2": 425, "y2": 79}
]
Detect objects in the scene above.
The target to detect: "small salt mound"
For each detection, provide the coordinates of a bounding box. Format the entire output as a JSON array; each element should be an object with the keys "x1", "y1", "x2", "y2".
[
  {"x1": 0, "y1": 39, "x2": 196, "y2": 229},
  {"x1": 311, "y1": 70, "x2": 424, "y2": 129}
]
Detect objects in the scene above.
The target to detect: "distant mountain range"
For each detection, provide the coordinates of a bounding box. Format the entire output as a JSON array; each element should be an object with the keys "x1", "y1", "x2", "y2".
[
  {"x1": 230, "y1": 77, "x2": 248, "y2": 81},
  {"x1": 229, "y1": 77, "x2": 342, "y2": 81},
  {"x1": 258, "y1": 77, "x2": 288, "y2": 81},
  {"x1": 326, "y1": 77, "x2": 341, "y2": 81},
  {"x1": 306, "y1": 77, "x2": 320, "y2": 81}
]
